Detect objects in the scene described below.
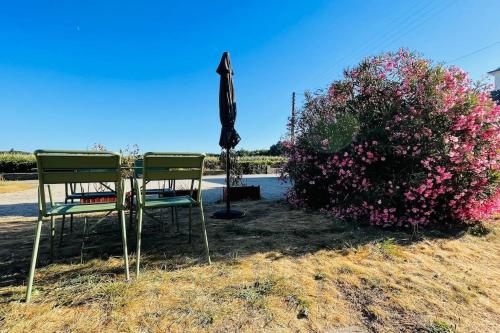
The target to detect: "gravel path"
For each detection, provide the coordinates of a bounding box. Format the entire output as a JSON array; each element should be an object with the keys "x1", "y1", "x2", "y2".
[{"x1": 0, "y1": 174, "x2": 290, "y2": 220}]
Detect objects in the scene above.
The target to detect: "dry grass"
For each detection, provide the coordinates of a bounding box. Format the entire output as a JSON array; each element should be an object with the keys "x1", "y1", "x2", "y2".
[
  {"x1": 0, "y1": 181, "x2": 34, "y2": 194},
  {"x1": 0, "y1": 200, "x2": 498, "y2": 332}
]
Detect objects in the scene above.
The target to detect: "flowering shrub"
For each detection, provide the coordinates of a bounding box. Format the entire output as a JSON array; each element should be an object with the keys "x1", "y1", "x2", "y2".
[{"x1": 283, "y1": 50, "x2": 500, "y2": 227}]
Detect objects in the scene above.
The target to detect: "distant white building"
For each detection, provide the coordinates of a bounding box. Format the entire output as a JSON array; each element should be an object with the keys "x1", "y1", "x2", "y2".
[
  {"x1": 489, "y1": 67, "x2": 500, "y2": 102},
  {"x1": 489, "y1": 67, "x2": 500, "y2": 90}
]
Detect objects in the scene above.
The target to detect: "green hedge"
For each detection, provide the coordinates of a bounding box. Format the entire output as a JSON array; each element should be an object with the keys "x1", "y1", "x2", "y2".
[
  {"x1": 0, "y1": 153, "x2": 286, "y2": 174},
  {"x1": 205, "y1": 156, "x2": 285, "y2": 173},
  {"x1": 0, "y1": 153, "x2": 36, "y2": 173}
]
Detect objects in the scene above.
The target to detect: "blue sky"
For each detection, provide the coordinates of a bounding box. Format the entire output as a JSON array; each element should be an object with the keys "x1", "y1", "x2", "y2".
[{"x1": 0, "y1": 0, "x2": 499, "y2": 153}]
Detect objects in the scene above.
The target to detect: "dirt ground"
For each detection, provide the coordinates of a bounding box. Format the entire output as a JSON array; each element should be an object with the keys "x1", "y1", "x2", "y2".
[{"x1": 0, "y1": 200, "x2": 498, "y2": 332}]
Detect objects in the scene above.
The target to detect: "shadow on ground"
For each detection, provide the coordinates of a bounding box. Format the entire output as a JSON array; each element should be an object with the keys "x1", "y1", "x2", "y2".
[
  {"x1": 0, "y1": 199, "x2": 478, "y2": 294},
  {"x1": 0, "y1": 203, "x2": 39, "y2": 218}
]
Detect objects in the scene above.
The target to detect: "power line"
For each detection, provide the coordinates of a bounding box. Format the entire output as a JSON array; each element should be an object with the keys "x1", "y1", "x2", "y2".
[
  {"x1": 294, "y1": 40, "x2": 500, "y2": 112},
  {"x1": 336, "y1": 0, "x2": 438, "y2": 68},
  {"x1": 353, "y1": 0, "x2": 456, "y2": 66},
  {"x1": 311, "y1": 0, "x2": 456, "y2": 90},
  {"x1": 378, "y1": 1, "x2": 454, "y2": 47},
  {"x1": 369, "y1": 0, "x2": 456, "y2": 54},
  {"x1": 310, "y1": 0, "x2": 438, "y2": 87},
  {"x1": 295, "y1": 1, "x2": 463, "y2": 108},
  {"x1": 445, "y1": 41, "x2": 500, "y2": 64}
]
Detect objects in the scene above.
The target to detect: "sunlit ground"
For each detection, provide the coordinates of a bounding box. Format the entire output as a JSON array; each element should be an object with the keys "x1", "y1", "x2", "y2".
[{"x1": 0, "y1": 181, "x2": 35, "y2": 194}]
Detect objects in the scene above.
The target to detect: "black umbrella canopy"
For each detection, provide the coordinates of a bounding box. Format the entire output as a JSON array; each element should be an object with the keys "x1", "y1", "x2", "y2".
[
  {"x1": 212, "y1": 51, "x2": 245, "y2": 219},
  {"x1": 217, "y1": 52, "x2": 240, "y2": 150}
]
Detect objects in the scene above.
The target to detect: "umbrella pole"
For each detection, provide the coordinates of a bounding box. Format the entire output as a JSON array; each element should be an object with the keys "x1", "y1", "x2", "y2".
[
  {"x1": 212, "y1": 147, "x2": 244, "y2": 219},
  {"x1": 226, "y1": 147, "x2": 231, "y2": 213}
]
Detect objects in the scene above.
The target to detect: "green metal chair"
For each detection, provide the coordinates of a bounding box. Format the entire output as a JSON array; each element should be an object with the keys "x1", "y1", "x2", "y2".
[
  {"x1": 129, "y1": 159, "x2": 177, "y2": 230},
  {"x1": 134, "y1": 152, "x2": 211, "y2": 277},
  {"x1": 26, "y1": 150, "x2": 130, "y2": 302}
]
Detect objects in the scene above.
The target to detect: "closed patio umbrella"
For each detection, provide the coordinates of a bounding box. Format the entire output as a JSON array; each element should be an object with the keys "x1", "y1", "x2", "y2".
[
  {"x1": 217, "y1": 52, "x2": 240, "y2": 150},
  {"x1": 213, "y1": 52, "x2": 244, "y2": 219}
]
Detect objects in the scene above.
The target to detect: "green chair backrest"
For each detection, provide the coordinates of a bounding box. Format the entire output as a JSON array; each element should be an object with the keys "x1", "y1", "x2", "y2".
[
  {"x1": 35, "y1": 150, "x2": 122, "y2": 215},
  {"x1": 142, "y1": 152, "x2": 205, "y2": 202},
  {"x1": 134, "y1": 159, "x2": 144, "y2": 178}
]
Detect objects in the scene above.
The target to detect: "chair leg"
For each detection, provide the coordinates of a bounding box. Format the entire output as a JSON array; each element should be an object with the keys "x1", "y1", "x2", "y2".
[
  {"x1": 59, "y1": 214, "x2": 66, "y2": 247},
  {"x1": 128, "y1": 178, "x2": 133, "y2": 229},
  {"x1": 199, "y1": 202, "x2": 211, "y2": 265},
  {"x1": 119, "y1": 209, "x2": 130, "y2": 281},
  {"x1": 26, "y1": 216, "x2": 43, "y2": 302},
  {"x1": 70, "y1": 199, "x2": 74, "y2": 233},
  {"x1": 60, "y1": 198, "x2": 68, "y2": 246},
  {"x1": 80, "y1": 217, "x2": 88, "y2": 264},
  {"x1": 188, "y1": 205, "x2": 192, "y2": 244},
  {"x1": 50, "y1": 216, "x2": 55, "y2": 262},
  {"x1": 129, "y1": 196, "x2": 134, "y2": 230},
  {"x1": 135, "y1": 207, "x2": 143, "y2": 278}
]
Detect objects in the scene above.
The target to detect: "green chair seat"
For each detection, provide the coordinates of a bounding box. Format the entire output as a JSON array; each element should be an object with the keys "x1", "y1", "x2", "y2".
[
  {"x1": 46, "y1": 202, "x2": 118, "y2": 216},
  {"x1": 144, "y1": 195, "x2": 195, "y2": 209}
]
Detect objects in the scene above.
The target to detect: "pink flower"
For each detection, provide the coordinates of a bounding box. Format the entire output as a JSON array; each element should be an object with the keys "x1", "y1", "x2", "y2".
[
  {"x1": 284, "y1": 49, "x2": 500, "y2": 228},
  {"x1": 404, "y1": 191, "x2": 416, "y2": 201}
]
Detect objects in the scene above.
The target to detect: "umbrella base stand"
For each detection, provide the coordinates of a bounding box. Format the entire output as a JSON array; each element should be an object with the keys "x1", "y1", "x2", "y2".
[{"x1": 212, "y1": 209, "x2": 245, "y2": 219}]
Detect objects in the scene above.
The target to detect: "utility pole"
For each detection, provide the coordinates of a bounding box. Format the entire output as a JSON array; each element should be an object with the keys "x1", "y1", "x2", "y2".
[{"x1": 291, "y1": 92, "x2": 296, "y2": 143}]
